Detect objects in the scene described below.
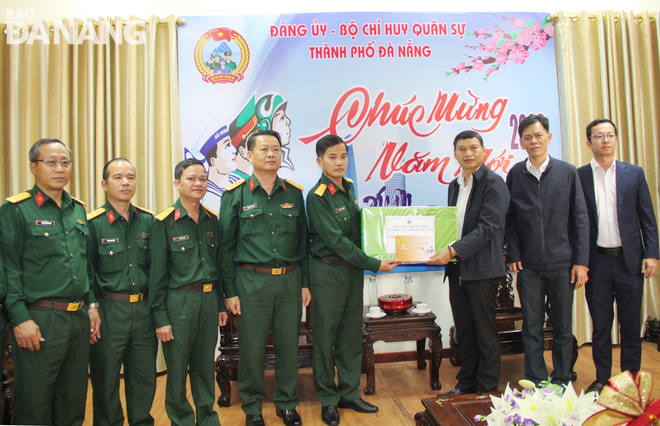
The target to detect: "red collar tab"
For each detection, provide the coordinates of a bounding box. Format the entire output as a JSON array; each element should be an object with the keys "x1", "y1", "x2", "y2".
[
  {"x1": 328, "y1": 184, "x2": 336, "y2": 195},
  {"x1": 281, "y1": 179, "x2": 287, "y2": 191},
  {"x1": 174, "y1": 209, "x2": 181, "y2": 221},
  {"x1": 250, "y1": 179, "x2": 255, "y2": 191},
  {"x1": 107, "y1": 211, "x2": 116, "y2": 224},
  {"x1": 35, "y1": 192, "x2": 45, "y2": 206}
]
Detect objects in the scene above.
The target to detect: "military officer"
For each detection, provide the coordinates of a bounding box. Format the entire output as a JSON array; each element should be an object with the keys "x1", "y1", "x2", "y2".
[
  {"x1": 150, "y1": 158, "x2": 227, "y2": 426},
  {"x1": 0, "y1": 138, "x2": 100, "y2": 425},
  {"x1": 87, "y1": 158, "x2": 157, "y2": 426},
  {"x1": 307, "y1": 134, "x2": 399, "y2": 426},
  {"x1": 221, "y1": 130, "x2": 310, "y2": 426}
]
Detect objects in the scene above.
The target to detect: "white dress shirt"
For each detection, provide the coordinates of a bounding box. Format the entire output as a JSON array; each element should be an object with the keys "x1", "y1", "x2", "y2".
[
  {"x1": 526, "y1": 155, "x2": 550, "y2": 180},
  {"x1": 456, "y1": 167, "x2": 478, "y2": 239},
  {"x1": 591, "y1": 158, "x2": 622, "y2": 247}
]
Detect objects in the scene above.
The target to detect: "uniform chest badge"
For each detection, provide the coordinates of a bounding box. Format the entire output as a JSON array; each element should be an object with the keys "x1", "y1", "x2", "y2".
[
  {"x1": 242, "y1": 203, "x2": 258, "y2": 211},
  {"x1": 173, "y1": 235, "x2": 189, "y2": 242},
  {"x1": 102, "y1": 238, "x2": 120, "y2": 244},
  {"x1": 35, "y1": 220, "x2": 55, "y2": 226},
  {"x1": 207, "y1": 231, "x2": 216, "y2": 238},
  {"x1": 335, "y1": 206, "x2": 347, "y2": 213},
  {"x1": 138, "y1": 232, "x2": 150, "y2": 239},
  {"x1": 76, "y1": 219, "x2": 85, "y2": 225},
  {"x1": 280, "y1": 203, "x2": 294, "y2": 209}
]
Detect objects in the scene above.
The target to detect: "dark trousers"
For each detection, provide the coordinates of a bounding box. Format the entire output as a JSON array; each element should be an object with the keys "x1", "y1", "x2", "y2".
[
  {"x1": 517, "y1": 267, "x2": 574, "y2": 385},
  {"x1": 310, "y1": 258, "x2": 364, "y2": 406},
  {"x1": 13, "y1": 306, "x2": 90, "y2": 426},
  {"x1": 585, "y1": 251, "x2": 643, "y2": 383},
  {"x1": 448, "y1": 267, "x2": 501, "y2": 392},
  {"x1": 90, "y1": 298, "x2": 157, "y2": 426}
]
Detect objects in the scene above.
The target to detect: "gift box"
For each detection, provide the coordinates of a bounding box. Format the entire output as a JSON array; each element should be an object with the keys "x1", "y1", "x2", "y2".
[{"x1": 361, "y1": 206, "x2": 457, "y2": 261}]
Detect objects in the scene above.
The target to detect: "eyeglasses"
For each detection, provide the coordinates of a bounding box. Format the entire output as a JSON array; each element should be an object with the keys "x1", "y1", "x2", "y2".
[
  {"x1": 34, "y1": 159, "x2": 73, "y2": 168},
  {"x1": 590, "y1": 133, "x2": 617, "y2": 143}
]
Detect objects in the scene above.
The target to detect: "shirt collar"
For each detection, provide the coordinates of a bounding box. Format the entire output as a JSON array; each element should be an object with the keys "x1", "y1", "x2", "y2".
[
  {"x1": 30, "y1": 184, "x2": 73, "y2": 209},
  {"x1": 457, "y1": 165, "x2": 483, "y2": 188},
  {"x1": 590, "y1": 157, "x2": 616, "y2": 173},
  {"x1": 249, "y1": 174, "x2": 284, "y2": 193},
  {"x1": 526, "y1": 155, "x2": 550, "y2": 175},
  {"x1": 103, "y1": 201, "x2": 137, "y2": 225},
  {"x1": 320, "y1": 173, "x2": 348, "y2": 194}
]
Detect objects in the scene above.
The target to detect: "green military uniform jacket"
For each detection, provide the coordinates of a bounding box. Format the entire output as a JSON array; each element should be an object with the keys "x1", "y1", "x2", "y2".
[
  {"x1": 87, "y1": 202, "x2": 154, "y2": 295},
  {"x1": 307, "y1": 174, "x2": 380, "y2": 273},
  {"x1": 220, "y1": 175, "x2": 309, "y2": 298},
  {"x1": 149, "y1": 199, "x2": 223, "y2": 329},
  {"x1": 0, "y1": 184, "x2": 94, "y2": 325}
]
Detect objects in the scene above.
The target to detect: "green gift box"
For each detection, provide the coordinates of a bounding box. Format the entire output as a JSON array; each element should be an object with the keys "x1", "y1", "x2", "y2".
[{"x1": 361, "y1": 206, "x2": 458, "y2": 261}]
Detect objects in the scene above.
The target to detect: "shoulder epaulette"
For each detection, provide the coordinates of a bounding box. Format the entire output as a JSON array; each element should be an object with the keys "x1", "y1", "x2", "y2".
[
  {"x1": 203, "y1": 205, "x2": 219, "y2": 217},
  {"x1": 155, "y1": 207, "x2": 175, "y2": 221},
  {"x1": 5, "y1": 192, "x2": 31, "y2": 204},
  {"x1": 285, "y1": 179, "x2": 303, "y2": 191},
  {"x1": 87, "y1": 208, "x2": 105, "y2": 221},
  {"x1": 135, "y1": 205, "x2": 155, "y2": 216},
  {"x1": 314, "y1": 184, "x2": 327, "y2": 197},
  {"x1": 71, "y1": 196, "x2": 87, "y2": 207},
  {"x1": 345, "y1": 178, "x2": 354, "y2": 183},
  {"x1": 225, "y1": 179, "x2": 245, "y2": 191}
]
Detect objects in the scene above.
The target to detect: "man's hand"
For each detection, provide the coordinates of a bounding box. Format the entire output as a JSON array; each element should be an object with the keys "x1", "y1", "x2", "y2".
[
  {"x1": 302, "y1": 288, "x2": 311, "y2": 306},
  {"x1": 156, "y1": 326, "x2": 174, "y2": 342},
  {"x1": 642, "y1": 258, "x2": 658, "y2": 279},
  {"x1": 507, "y1": 261, "x2": 523, "y2": 273},
  {"x1": 426, "y1": 248, "x2": 453, "y2": 266},
  {"x1": 379, "y1": 259, "x2": 401, "y2": 272},
  {"x1": 14, "y1": 320, "x2": 44, "y2": 351},
  {"x1": 572, "y1": 265, "x2": 589, "y2": 289},
  {"x1": 219, "y1": 312, "x2": 228, "y2": 327},
  {"x1": 225, "y1": 296, "x2": 241, "y2": 315},
  {"x1": 89, "y1": 307, "x2": 101, "y2": 344}
]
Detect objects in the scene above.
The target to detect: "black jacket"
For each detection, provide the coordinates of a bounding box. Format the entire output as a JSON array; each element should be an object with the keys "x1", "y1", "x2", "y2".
[
  {"x1": 505, "y1": 157, "x2": 589, "y2": 270},
  {"x1": 447, "y1": 165, "x2": 510, "y2": 281}
]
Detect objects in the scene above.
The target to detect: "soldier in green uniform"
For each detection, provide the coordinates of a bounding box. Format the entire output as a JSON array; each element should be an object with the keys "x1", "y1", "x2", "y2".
[
  {"x1": 150, "y1": 158, "x2": 228, "y2": 426},
  {"x1": 221, "y1": 130, "x2": 310, "y2": 426},
  {"x1": 0, "y1": 138, "x2": 100, "y2": 426},
  {"x1": 307, "y1": 134, "x2": 400, "y2": 426},
  {"x1": 88, "y1": 158, "x2": 157, "y2": 426}
]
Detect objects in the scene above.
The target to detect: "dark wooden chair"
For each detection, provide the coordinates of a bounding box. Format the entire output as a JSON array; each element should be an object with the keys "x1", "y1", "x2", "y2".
[
  {"x1": 215, "y1": 306, "x2": 313, "y2": 407},
  {"x1": 449, "y1": 271, "x2": 579, "y2": 381}
]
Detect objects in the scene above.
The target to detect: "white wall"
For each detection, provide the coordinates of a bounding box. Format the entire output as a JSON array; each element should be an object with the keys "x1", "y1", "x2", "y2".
[{"x1": 3, "y1": 0, "x2": 658, "y2": 23}]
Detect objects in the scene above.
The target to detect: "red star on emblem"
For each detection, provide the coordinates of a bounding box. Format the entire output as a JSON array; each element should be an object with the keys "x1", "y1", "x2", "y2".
[
  {"x1": 35, "y1": 192, "x2": 45, "y2": 206},
  {"x1": 328, "y1": 184, "x2": 336, "y2": 195},
  {"x1": 250, "y1": 180, "x2": 255, "y2": 191}
]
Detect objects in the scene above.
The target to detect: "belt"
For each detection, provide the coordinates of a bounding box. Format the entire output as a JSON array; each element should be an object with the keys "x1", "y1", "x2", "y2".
[
  {"x1": 239, "y1": 262, "x2": 299, "y2": 275},
  {"x1": 181, "y1": 283, "x2": 216, "y2": 293},
  {"x1": 313, "y1": 254, "x2": 350, "y2": 267},
  {"x1": 98, "y1": 291, "x2": 148, "y2": 303},
  {"x1": 30, "y1": 299, "x2": 84, "y2": 312},
  {"x1": 597, "y1": 246, "x2": 622, "y2": 256}
]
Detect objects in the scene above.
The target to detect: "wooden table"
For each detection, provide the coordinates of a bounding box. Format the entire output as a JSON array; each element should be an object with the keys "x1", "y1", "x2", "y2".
[
  {"x1": 362, "y1": 307, "x2": 442, "y2": 395},
  {"x1": 414, "y1": 393, "x2": 497, "y2": 426}
]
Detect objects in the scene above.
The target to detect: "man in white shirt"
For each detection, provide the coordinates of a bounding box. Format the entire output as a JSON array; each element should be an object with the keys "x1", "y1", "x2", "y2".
[{"x1": 577, "y1": 118, "x2": 658, "y2": 394}]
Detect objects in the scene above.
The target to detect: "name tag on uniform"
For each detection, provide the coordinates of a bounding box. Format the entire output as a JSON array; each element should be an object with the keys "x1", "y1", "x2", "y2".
[
  {"x1": 35, "y1": 220, "x2": 55, "y2": 226},
  {"x1": 102, "y1": 238, "x2": 119, "y2": 244},
  {"x1": 335, "y1": 206, "x2": 347, "y2": 213},
  {"x1": 173, "y1": 235, "x2": 189, "y2": 242},
  {"x1": 138, "y1": 232, "x2": 150, "y2": 239},
  {"x1": 280, "y1": 203, "x2": 294, "y2": 209},
  {"x1": 242, "y1": 203, "x2": 258, "y2": 211},
  {"x1": 207, "y1": 231, "x2": 216, "y2": 238}
]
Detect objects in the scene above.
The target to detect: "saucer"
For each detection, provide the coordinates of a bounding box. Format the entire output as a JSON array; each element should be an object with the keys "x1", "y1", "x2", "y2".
[
  {"x1": 412, "y1": 308, "x2": 431, "y2": 315},
  {"x1": 366, "y1": 312, "x2": 386, "y2": 319}
]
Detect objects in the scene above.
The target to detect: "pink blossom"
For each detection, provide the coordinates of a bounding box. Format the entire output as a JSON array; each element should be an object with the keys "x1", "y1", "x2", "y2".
[
  {"x1": 516, "y1": 31, "x2": 533, "y2": 46},
  {"x1": 513, "y1": 19, "x2": 526, "y2": 29},
  {"x1": 509, "y1": 46, "x2": 529, "y2": 64},
  {"x1": 472, "y1": 60, "x2": 485, "y2": 70},
  {"x1": 495, "y1": 50, "x2": 508, "y2": 65},
  {"x1": 485, "y1": 41, "x2": 497, "y2": 52},
  {"x1": 479, "y1": 27, "x2": 489, "y2": 35},
  {"x1": 530, "y1": 24, "x2": 542, "y2": 32},
  {"x1": 457, "y1": 62, "x2": 466, "y2": 70},
  {"x1": 486, "y1": 67, "x2": 497, "y2": 76},
  {"x1": 492, "y1": 32, "x2": 502, "y2": 42},
  {"x1": 544, "y1": 23, "x2": 554, "y2": 37},
  {"x1": 503, "y1": 40, "x2": 516, "y2": 49}
]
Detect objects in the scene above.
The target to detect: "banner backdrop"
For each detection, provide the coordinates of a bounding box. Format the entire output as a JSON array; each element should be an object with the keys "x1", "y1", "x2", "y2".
[{"x1": 177, "y1": 12, "x2": 561, "y2": 212}]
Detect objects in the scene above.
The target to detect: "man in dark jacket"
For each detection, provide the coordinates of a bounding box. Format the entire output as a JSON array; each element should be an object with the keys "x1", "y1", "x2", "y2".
[
  {"x1": 428, "y1": 130, "x2": 510, "y2": 396},
  {"x1": 505, "y1": 115, "x2": 589, "y2": 386}
]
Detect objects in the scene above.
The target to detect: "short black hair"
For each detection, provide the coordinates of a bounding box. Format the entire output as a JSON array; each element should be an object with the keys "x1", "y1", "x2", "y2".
[
  {"x1": 246, "y1": 130, "x2": 282, "y2": 152},
  {"x1": 586, "y1": 118, "x2": 618, "y2": 140},
  {"x1": 452, "y1": 130, "x2": 484, "y2": 149},
  {"x1": 518, "y1": 114, "x2": 549, "y2": 138},
  {"x1": 102, "y1": 158, "x2": 134, "y2": 181},
  {"x1": 316, "y1": 134, "x2": 347, "y2": 157},
  {"x1": 29, "y1": 138, "x2": 72, "y2": 162},
  {"x1": 174, "y1": 158, "x2": 204, "y2": 180}
]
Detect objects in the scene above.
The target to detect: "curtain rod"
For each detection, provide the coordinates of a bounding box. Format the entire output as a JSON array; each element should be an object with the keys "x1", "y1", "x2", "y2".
[
  {"x1": 2, "y1": 17, "x2": 186, "y2": 33},
  {"x1": 549, "y1": 12, "x2": 655, "y2": 23}
]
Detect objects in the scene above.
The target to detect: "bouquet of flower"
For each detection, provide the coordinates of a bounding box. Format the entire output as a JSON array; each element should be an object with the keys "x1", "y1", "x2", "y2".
[{"x1": 474, "y1": 379, "x2": 604, "y2": 426}]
